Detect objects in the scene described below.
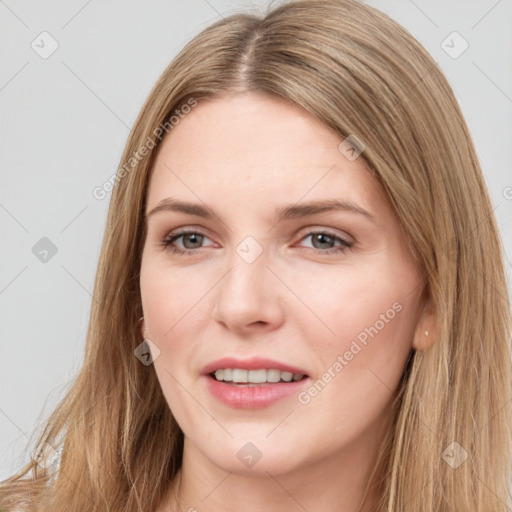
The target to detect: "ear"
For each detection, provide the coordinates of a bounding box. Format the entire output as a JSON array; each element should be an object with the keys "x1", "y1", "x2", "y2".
[
  {"x1": 140, "y1": 317, "x2": 148, "y2": 340},
  {"x1": 412, "y1": 299, "x2": 437, "y2": 352}
]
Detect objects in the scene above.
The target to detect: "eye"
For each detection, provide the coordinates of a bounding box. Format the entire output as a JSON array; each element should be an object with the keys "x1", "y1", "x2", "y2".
[
  {"x1": 160, "y1": 229, "x2": 214, "y2": 255},
  {"x1": 298, "y1": 230, "x2": 353, "y2": 254},
  {"x1": 159, "y1": 228, "x2": 354, "y2": 256}
]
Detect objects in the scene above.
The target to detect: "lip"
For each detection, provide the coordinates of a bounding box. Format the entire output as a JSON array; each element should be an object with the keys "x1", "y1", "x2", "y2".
[
  {"x1": 202, "y1": 357, "x2": 310, "y2": 410},
  {"x1": 201, "y1": 356, "x2": 309, "y2": 376},
  {"x1": 204, "y1": 375, "x2": 310, "y2": 409}
]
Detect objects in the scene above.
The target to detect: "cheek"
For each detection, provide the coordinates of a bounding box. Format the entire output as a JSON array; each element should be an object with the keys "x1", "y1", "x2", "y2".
[
  {"x1": 139, "y1": 264, "x2": 200, "y2": 423},
  {"x1": 140, "y1": 259, "x2": 208, "y2": 346},
  {"x1": 140, "y1": 259, "x2": 205, "y2": 428},
  {"x1": 296, "y1": 263, "x2": 419, "y2": 424},
  {"x1": 294, "y1": 261, "x2": 417, "y2": 351}
]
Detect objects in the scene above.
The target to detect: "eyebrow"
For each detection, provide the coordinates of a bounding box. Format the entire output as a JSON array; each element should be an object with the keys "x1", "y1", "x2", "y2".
[{"x1": 146, "y1": 197, "x2": 377, "y2": 224}]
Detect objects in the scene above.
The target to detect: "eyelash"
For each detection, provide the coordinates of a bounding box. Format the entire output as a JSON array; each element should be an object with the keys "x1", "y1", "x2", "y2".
[{"x1": 160, "y1": 229, "x2": 354, "y2": 256}]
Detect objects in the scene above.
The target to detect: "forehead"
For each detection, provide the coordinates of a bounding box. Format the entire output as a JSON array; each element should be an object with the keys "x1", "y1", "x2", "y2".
[
  {"x1": 156, "y1": 93, "x2": 343, "y2": 167},
  {"x1": 146, "y1": 92, "x2": 385, "y2": 218}
]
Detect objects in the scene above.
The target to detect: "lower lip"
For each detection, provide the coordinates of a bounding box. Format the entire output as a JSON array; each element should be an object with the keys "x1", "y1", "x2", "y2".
[{"x1": 204, "y1": 375, "x2": 309, "y2": 409}]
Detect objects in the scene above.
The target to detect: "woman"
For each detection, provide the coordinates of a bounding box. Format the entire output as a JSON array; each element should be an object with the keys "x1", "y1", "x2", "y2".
[{"x1": 1, "y1": 0, "x2": 511, "y2": 510}]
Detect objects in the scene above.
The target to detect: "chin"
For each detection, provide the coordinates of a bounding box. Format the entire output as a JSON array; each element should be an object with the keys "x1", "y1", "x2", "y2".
[
  {"x1": 194, "y1": 435, "x2": 307, "y2": 476},
  {"x1": 214, "y1": 453, "x2": 300, "y2": 477}
]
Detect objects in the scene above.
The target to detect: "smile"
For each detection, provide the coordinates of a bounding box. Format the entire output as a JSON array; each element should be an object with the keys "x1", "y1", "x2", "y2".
[{"x1": 212, "y1": 368, "x2": 306, "y2": 385}]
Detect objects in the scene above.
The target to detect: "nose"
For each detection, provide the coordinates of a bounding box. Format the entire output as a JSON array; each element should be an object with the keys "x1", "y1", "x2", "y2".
[{"x1": 211, "y1": 246, "x2": 285, "y2": 333}]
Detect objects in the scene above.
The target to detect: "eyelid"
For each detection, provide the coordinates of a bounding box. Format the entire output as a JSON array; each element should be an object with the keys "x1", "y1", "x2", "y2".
[
  {"x1": 161, "y1": 225, "x2": 356, "y2": 256},
  {"x1": 162, "y1": 225, "x2": 354, "y2": 244},
  {"x1": 296, "y1": 225, "x2": 354, "y2": 244},
  {"x1": 164, "y1": 228, "x2": 216, "y2": 247}
]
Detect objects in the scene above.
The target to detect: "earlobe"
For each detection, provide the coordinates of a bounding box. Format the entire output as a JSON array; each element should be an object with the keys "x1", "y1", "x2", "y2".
[
  {"x1": 412, "y1": 301, "x2": 437, "y2": 352},
  {"x1": 412, "y1": 298, "x2": 437, "y2": 352}
]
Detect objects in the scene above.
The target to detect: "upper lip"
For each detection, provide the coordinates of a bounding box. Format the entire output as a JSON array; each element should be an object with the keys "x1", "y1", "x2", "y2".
[{"x1": 202, "y1": 357, "x2": 309, "y2": 376}]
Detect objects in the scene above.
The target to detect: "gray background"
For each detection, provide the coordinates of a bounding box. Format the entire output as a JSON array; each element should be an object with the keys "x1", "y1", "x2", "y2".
[{"x1": 1, "y1": 0, "x2": 511, "y2": 479}]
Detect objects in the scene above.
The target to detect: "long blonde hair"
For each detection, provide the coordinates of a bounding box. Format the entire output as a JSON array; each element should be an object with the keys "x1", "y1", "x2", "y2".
[{"x1": 2, "y1": 0, "x2": 511, "y2": 510}]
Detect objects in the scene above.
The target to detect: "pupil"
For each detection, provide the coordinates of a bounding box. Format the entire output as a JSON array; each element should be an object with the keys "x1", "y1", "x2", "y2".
[
  {"x1": 314, "y1": 233, "x2": 333, "y2": 249},
  {"x1": 185, "y1": 234, "x2": 202, "y2": 248}
]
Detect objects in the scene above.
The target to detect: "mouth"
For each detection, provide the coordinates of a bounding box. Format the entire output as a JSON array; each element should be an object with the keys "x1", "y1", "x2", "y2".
[
  {"x1": 209, "y1": 368, "x2": 308, "y2": 386},
  {"x1": 203, "y1": 358, "x2": 310, "y2": 408}
]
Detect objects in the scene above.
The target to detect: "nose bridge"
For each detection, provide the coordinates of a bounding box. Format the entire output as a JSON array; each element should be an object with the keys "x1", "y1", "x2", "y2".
[
  {"x1": 213, "y1": 233, "x2": 282, "y2": 327},
  {"x1": 223, "y1": 233, "x2": 270, "y2": 296}
]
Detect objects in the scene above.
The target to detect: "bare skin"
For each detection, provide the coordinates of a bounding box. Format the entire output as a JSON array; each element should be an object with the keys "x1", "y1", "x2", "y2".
[{"x1": 140, "y1": 92, "x2": 435, "y2": 512}]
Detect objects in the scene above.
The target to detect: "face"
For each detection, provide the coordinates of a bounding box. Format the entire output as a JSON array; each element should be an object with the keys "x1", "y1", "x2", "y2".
[{"x1": 139, "y1": 92, "x2": 432, "y2": 476}]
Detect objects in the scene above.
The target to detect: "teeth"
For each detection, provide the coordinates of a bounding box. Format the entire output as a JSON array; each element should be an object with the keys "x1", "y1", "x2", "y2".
[
  {"x1": 248, "y1": 369, "x2": 267, "y2": 383},
  {"x1": 267, "y1": 369, "x2": 281, "y2": 382},
  {"x1": 281, "y1": 372, "x2": 293, "y2": 382},
  {"x1": 232, "y1": 369, "x2": 248, "y2": 383},
  {"x1": 212, "y1": 368, "x2": 305, "y2": 384}
]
